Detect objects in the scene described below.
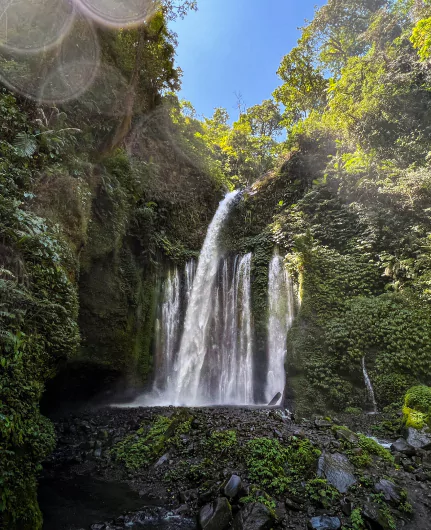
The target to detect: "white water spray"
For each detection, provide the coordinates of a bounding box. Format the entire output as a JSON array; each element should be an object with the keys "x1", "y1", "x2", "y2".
[{"x1": 265, "y1": 251, "x2": 295, "y2": 403}]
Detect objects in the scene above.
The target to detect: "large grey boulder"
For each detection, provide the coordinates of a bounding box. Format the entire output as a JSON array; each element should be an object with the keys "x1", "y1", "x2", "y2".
[
  {"x1": 317, "y1": 452, "x2": 356, "y2": 493},
  {"x1": 233, "y1": 502, "x2": 275, "y2": 530},
  {"x1": 390, "y1": 438, "x2": 415, "y2": 456},
  {"x1": 405, "y1": 427, "x2": 431, "y2": 450},
  {"x1": 334, "y1": 427, "x2": 358, "y2": 445},
  {"x1": 362, "y1": 502, "x2": 393, "y2": 530},
  {"x1": 374, "y1": 479, "x2": 401, "y2": 505},
  {"x1": 199, "y1": 497, "x2": 232, "y2": 530}
]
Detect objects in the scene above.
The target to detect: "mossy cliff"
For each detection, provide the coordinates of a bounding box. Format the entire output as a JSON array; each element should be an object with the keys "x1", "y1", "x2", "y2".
[
  {"x1": 227, "y1": 135, "x2": 431, "y2": 415},
  {"x1": 0, "y1": 88, "x2": 221, "y2": 529}
]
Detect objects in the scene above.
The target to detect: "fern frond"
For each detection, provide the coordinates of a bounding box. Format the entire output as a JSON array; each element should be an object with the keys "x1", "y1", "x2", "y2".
[{"x1": 13, "y1": 132, "x2": 38, "y2": 157}]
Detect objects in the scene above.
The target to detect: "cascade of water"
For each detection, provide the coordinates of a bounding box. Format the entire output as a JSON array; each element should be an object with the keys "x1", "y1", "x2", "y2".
[
  {"x1": 265, "y1": 251, "x2": 295, "y2": 403},
  {"x1": 125, "y1": 191, "x2": 258, "y2": 407},
  {"x1": 184, "y1": 259, "x2": 196, "y2": 303},
  {"x1": 173, "y1": 190, "x2": 241, "y2": 405},
  {"x1": 152, "y1": 267, "x2": 181, "y2": 393},
  {"x1": 216, "y1": 254, "x2": 254, "y2": 404},
  {"x1": 362, "y1": 357, "x2": 378, "y2": 413}
]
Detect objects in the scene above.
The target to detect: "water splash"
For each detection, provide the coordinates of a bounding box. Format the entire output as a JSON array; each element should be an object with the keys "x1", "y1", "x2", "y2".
[
  {"x1": 362, "y1": 357, "x2": 378, "y2": 413},
  {"x1": 265, "y1": 251, "x2": 295, "y2": 403}
]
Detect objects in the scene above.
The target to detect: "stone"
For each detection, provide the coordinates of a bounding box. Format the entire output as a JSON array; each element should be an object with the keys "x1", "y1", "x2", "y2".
[
  {"x1": 362, "y1": 502, "x2": 392, "y2": 530},
  {"x1": 274, "y1": 501, "x2": 286, "y2": 521},
  {"x1": 374, "y1": 479, "x2": 401, "y2": 505},
  {"x1": 93, "y1": 447, "x2": 102, "y2": 458},
  {"x1": 340, "y1": 499, "x2": 352, "y2": 516},
  {"x1": 390, "y1": 438, "x2": 416, "y2": 456},
  {"x1": 199, "y1": 497, "x2": 232, "y2": 530},
  {"x1": 175, "y1": 504, "x2": 189, "y2": 515},
  {"x1": 314, "y1": 419, "x2": 332, "y2": 429},
  {"x1": 268, "y1": 392, "x2": 282, "y2": 406},
  {"x1": 154, "y1": 453, "x2": 169, "y2": 467},
  {"x1": 317, "y1": 452, "x2": 356, "y2": 493},
  {"x1": 90, "y1": 524, "x2": 106, "y2": 530},
  {"x1": 285, "y1": 497, "x2": 302, "y2": 511},
  {"x1": 224, "y1": 474, "x2": 242, "y2": 498},
  {"x1": 308, "y1": 516, "x2": 341, "y2": 530},
  {"x1": 334, "y1": 428, "x2": 358, "y2": 445},
  {"x1": 415, "y1": 471, "x2": 428, "y2": 481},
  {"x1": 406, "y1": 427, "x2": 431, "y2": 450},
  {"x1": 233, "y1": 502, "x2": 275, "y2": 530},
  {"x1": 180, "y1": 489, "x2": 198, "y2": 503}
]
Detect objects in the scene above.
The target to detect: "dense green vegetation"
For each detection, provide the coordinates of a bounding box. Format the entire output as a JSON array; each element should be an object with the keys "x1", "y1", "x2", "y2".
[
  {"x1": 223, "y1": 0, "x2": 431, "y2": 414},
  {"x1": 0, "y1": 2, "x2": 223, "y2": 527},
  {"x1": 2, "y1": 0, "x2": 431, "y2": 526},
  {"x1": 403, "y1": 385, "x2": 431, "y2": 429}
]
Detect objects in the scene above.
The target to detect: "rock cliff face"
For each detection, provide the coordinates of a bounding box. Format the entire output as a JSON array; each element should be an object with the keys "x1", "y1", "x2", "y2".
[
  {"x1": 0, "y1": 90, "x2": 222, "y2": 529},
  {"x1": 223, "y1": 141, "x2": 431, "y2": 416}
]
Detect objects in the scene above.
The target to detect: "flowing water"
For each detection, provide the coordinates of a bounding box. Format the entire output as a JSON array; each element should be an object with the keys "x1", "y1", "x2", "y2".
[
  {"x1": 152, "y1": 267, "x2": 181, "y2": 393},
  {"x1": 172, "y1": 195, "x2": 255, "y2": 405},
  {"x1": 362, "y1": 357, "x2": 378, "y2": 413},
  {"x1": 214, "y1": 253, "x2": 254, "y2": 404},
  {"x1": 132, "y1": 191, "x2": 257, "y2": 406},
  {"x1": 126, "y1": 192, "x2": 299, "y2": 408},
  {"x1": 265, "y1": 251, "x2": 295, "y2": 403}
]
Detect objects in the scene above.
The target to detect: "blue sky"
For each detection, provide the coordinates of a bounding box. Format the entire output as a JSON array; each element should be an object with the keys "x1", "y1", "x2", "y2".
[{"x1": 170, "y1": 0, "x2": 326, "y2": 121}]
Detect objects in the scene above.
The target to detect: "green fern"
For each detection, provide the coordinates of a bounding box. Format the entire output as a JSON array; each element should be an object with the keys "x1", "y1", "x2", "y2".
[{"x1": 13, "y1": 133, "x2": 38, "y2": 157}]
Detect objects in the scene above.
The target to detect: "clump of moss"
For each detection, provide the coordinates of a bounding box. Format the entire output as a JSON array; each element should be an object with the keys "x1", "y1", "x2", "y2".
[
  {"x1": 112, "y1": 412, "x2": 193, "y2": 471},
  {"x1": 245, "y1": 437, "x2": 320, "y2": 494},
  {"x1": 357, "y1": 434, "x2": 394, "y2": 464},
  {"x1": 112, "y1": 416, "x2": 172, "y2": 470},
  {"x1": 350, "y1": 508, "x2": 365, "y2": 530},
  {"x1": 345, "y1": 407, "x2": 362, "y2": 415},
  {"x1": 403, "y1": 385, "x2": 431, "y2": 429},
  {"x1": 333, "y1": 425, "x2": 393, "y2": 468},
  {"x1": 240, "y1": 486, "x2": 276, "y2": 513},
  {"x1": 305, "y1": 478, "x2": 339, "y2": 508},
  {"x1": 205, "y1": 430, "x2": 238, "y2": 455}
]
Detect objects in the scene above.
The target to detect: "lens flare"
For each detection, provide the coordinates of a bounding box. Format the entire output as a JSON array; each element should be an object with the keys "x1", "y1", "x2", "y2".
[
  {"x1": 76, "y1": 63, "x2": 132, "y2": 116},
  {"x1": 0, "y1": 14, "x2": 99, "y2": 103},
  {"x1": 0, "y1": 0, "x2": 75, "y2": 55},
  {"x1": 75, "y1": 0, "x2": 157, "y2": 28}
]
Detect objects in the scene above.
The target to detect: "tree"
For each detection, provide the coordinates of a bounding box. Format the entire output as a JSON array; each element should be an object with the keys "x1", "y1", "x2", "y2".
[
  {"x1": 273, "y1": 44, "x2": 327, "y2": 132},
  {"x1": 240, "y1": 99, "x2": 283, "y2": 138}
]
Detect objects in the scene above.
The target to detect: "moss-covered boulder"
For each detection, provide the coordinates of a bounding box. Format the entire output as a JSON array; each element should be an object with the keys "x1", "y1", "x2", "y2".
[
  {"x1": 403, "y1": 385, "x2": 431, "y2": 430},
  {"x1": 402, "y1": 386, "x2": 431, "y2": 449}
]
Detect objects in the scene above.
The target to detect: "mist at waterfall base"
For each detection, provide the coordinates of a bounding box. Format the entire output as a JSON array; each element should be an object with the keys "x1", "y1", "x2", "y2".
[{"x1": 121, "y1": 191, "x2": 297, "y2": 407}]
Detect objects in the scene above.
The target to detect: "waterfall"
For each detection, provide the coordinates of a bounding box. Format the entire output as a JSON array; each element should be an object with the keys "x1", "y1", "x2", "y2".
[
  {"x1": 152, "y1": 260, "x2": 196, "y2": 395},
  {"x1": 362, "y1": 357, "x2": 378, "y2": 413},
  {"x1": 152, "y1": 267, "x2": 181, "y2": 393},
  {"x1": 173, "y1": 190, "x2": 245, "y2": 405},
  {"x1": 215, "y1": 253, "x2": 254, "y2": 404},
  {"x1": 184, "y1": 259, "x2": 196, "y2": 303},
  {"x1": 265, "y1": 251, "x2": 295, "y2": 403},
  {"x1": 124, "y1": 190, "x2": 259, "y2": 407}
]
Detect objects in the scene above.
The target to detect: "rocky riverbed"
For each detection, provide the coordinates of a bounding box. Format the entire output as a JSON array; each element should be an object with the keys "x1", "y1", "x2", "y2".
[{"x1": 39, "y1": 406, "x2": 431, "y2": 530}]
